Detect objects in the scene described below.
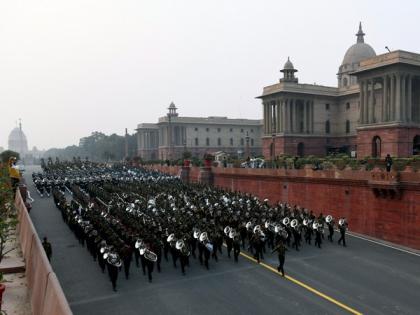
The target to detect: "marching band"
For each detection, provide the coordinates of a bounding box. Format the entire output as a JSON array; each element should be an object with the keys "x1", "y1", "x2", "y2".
[{"x1": 33, "y1": 159, "x2": 348, "y2": 291}]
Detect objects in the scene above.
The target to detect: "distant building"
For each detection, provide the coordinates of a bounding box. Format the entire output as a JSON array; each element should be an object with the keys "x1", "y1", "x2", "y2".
[
  {"x1": 8, "y1": 121, "x2": 28, "y2": 157},
  {"x1": 258, "y1": 23, "x2": 420, "y2": 158},
  {"x1": 137, "y1": 103, "x2": 262, "y2": 160}
]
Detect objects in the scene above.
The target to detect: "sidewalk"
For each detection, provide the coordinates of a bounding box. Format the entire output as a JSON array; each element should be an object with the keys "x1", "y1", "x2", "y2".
[{"x1": 0, "y1": 231, "x2": 32, "y2": 315}]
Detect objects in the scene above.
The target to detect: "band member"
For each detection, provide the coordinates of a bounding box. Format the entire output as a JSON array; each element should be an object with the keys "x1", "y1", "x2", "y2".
[
  {"x1": 225, "y1": 232, "x2": 233, "y2": 258},
  {"x1": 239, "y1": 223, "x2": 247, "y2": 249},
  {"x1": 106, "y1": 255, "x2": 120, "y2": 292},
  {"x1": 327, "y1": 220, "x2": 334, "y2": 242},
  {"x1": 146, "y1": 256, "x2": 154, "y2": 283},
  {"x1": 233, "y1": 235, "x2": 241, "y2": 263},
  {"x1": 338, "y1": 218, "x2": 348, "y2": 247},
  {"x1": 251, "y1": 232, "x2": 263, "y2": 263},
  {"x1": 120, "y1": 244, "x2": 133, "y2": 280},
  {"x1": 272, "y1": 239, "x2": 287, "y2": 277},
  {"x1": 314, "y1": 226, "x2": 322, "y2": 249}
]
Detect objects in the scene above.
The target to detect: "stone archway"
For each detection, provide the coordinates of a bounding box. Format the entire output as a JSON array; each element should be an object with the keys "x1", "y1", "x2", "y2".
[
  {"x1": 372, "y1": 136, "x2": 381, "y2": 158},
  {"x1": 413, "y1": 135, "x2": 420, "y2": 155}
]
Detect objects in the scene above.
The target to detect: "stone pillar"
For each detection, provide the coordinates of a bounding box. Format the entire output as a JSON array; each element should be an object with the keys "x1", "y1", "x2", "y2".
[
  {"x1": 395, "y1": 74, "x2": 401, "y2": 121},
  {"x1": 390, "y1": 75, "x2": 395, "y2": 120},
  {"x1": 303, "y1": 100, "x2": 307, "y2": 133},
  {"x1": 277, "y1": 99, "x2": 281, "y2": 132},
  {"x1": 272, "y1": 101, "x2": 277, "y2": 133},
  {"x1": 283, "y1": 99, "x2": 288, "y2": 133},
  {"x1": 268, "y1": 101, "x2": 272, "y2": 133},
  {"x1": 369, "y1": 79, "x2": 374, "y2": 123},
  {"x1": 289, "y1": 99, "x2": 294, "y2": 133},
  {"x1": 310, "y1": 101, "x2": 314, "y2": 133},
  {"x1": 401, "y1": 75, "x2": 406, "y2": 122},
  {"x1": 363, "y1": 80, "x2": 369, "y2": 124},
  {"x1": 382, "y1": 77, "x2": 386, "y2": 122},
  {"x1": 360, "y1": 80, "x2": 365, "y2": 124},
  {"x1": 407, "y1": 75, "x2": 412, "y2": 122}
]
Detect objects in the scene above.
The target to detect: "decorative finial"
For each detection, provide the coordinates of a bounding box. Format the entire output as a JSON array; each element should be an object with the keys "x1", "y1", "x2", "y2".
[
  {"x1": 356, "y1": 22, "x2": 365, "y2": 43},
  {"x1": 19, "y1": 118, "x2": 22, "y2": 131}
]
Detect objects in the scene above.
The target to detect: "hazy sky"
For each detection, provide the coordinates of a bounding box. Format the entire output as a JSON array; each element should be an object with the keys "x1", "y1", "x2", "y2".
[{"x1": 1, "y1": 0, "x2": 419, "y2": 150}]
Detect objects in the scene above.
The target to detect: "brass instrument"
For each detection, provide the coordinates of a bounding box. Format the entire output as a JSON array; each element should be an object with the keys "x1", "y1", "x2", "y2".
[{"x1": 326, "y1": 215, "x2": 333, "y2": 224}]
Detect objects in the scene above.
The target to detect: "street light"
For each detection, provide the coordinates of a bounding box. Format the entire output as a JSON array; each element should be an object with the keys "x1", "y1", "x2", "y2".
[{"x1": 271, "y1": 133, "x2": 276, "y2": 168}]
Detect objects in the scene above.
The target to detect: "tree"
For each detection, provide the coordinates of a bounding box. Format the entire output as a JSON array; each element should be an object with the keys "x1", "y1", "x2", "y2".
[{"x1": 0, "y1": 150, "x2": 20, "y2": 163}]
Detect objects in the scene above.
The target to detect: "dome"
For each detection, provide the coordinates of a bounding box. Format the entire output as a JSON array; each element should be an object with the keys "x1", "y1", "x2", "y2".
[
  {"x1": 342, "y1": 42, "x2": 376, "y2": 66},
  {"x1": 341, "y1": 22, "x2": 376, "y2": 66},
  {"x1": 282, "y1": 57, "x2": 295, "y2": 71},
  {"x1": 8, "y1": 126, "x2": 28, "y2": 155}
]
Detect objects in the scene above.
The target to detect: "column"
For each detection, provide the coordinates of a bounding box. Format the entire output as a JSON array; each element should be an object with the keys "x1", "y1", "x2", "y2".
[
  {"x1": 401, "y1": 75, "x2": 406, "y2": 122},
  {"x1": 407, "y1": 75, "x2": 412, "y2": 122},
  {"x1": 303, "y1": 100, "x2": 308, "y2": 133},
  {"x1": 272, "y1": 101, "x2": 277, "y2": 133},
  {"x1": 363, "y1": 80, "x2": 369, "y2": 124},
  {"x1": 263, "y1": 102, "x2": 267, "y2": 134},
  {"x1": 277, "y1": 99, "x2": 281, "y2": 132},
  {"x1": 359, "y1": 80, "x2": 364, "y2": 124},
  {"x1": 290, "y1": 99, "x2": 294, "y2": 133},
  {"x1": 282, "y1": 99, "x2": 287, "y2": 132},
  {"x1": 309, "y1": 101, "x2": 314, "y2": 134},
  {"x1": 368, "y1": 79, "x2": 374, "y2": 123},
  {"x1": 390, "y1": 75, "x2": 395, "y2": 120},
  {"x1": 395, "y1": 74, "x2": 401, "y2": 121},
  {"x1": 382, "y1": 76, "x2": 387, "y2": 122}
]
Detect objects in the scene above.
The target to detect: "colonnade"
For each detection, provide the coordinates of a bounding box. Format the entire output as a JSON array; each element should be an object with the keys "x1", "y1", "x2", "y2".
[
  {"x1": 263, "y1": 98, "x2": 314, "y2": 135},
  {"x1": 360, "y1": 73, "x2": 415, "y2": 124}
]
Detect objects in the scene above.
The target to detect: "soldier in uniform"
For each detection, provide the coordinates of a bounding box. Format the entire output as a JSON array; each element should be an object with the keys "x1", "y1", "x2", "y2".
[
  {"x1": 338, "y1": 218, "x2": 348, "y2": 247},
  {"x1": 272, "y1": 239, "x2": 287, "y2": 277}
]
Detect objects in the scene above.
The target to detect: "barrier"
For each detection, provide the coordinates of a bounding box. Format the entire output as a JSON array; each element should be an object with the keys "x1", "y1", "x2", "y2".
[{"x1": 15, "y1": 190, "x2": 73, "y2": 315}]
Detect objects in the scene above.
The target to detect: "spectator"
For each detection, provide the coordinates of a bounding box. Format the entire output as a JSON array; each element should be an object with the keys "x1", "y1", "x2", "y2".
[
  {"x1": 42, "y1": 237, "x2": 52, "y2": 261},
  {"x1": 7, "y1": 157, "x2": 20, "y2": 194}
]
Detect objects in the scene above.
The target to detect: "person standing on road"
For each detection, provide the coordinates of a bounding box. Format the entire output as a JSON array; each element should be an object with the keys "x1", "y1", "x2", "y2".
[
  {"x1": 338, "y1": 218, "x2": 348, "y2": 247},
  {"x1": 42, "y1": 237, "x2": 52, "y2": 261},
  {"x1": 272, "y1": 239, "x2": 287, "y2": 277}
]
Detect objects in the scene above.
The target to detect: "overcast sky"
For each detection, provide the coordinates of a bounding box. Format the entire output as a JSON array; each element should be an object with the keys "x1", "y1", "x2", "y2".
[{"x1": 1, "y1": 0, "x2": 419, "y2": 150}]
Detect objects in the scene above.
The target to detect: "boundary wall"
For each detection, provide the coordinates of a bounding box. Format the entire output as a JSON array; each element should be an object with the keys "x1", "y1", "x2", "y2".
[
  {"x1": 147, "y1": 165, "x2": 420, "y2": 250},
  {"x1": 15, "y1": 189, "x2": 73, "y2": 315}
]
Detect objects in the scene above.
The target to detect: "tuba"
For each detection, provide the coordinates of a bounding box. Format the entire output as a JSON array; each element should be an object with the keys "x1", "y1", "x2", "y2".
[
  {"x1": 193, "y1": 229, "x2": 201, "y2": 239},
  {"x1": 106, "y1": 252, "x2": 122, "y2": 267},
  {"x1": 224, "y1": 226, "x2": 231, "y2": 236},
  {"x1": 290, "y1": 219, "x2": 298, "y2": 229},
  {"x1": 144, "y1": 248, "x2": 158, "y2": 262},
  {"x1": 338, "y1": 218, "x2": 346, "y2": 227},
  {"x1": 282, "y1": 217, "x2": 290, "y2": 226},
  {"x1": 326, "y1": 215, "x2": 333, "y2": 224}
]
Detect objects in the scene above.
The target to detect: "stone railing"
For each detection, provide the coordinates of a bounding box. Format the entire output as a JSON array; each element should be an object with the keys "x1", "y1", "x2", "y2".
[{"x1": 15, "y1": 189, "x2": 72, "y2": 315}]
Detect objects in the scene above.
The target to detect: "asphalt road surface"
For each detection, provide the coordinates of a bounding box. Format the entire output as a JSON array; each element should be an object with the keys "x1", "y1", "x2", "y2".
[{"x1": 24, "y1": 166, "x2": 420, "y2": 315}]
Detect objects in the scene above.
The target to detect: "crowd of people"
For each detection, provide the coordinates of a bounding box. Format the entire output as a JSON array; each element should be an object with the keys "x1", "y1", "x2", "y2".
[{"x1": 34, "y1": 160, "x2": 348, "y2": 291}]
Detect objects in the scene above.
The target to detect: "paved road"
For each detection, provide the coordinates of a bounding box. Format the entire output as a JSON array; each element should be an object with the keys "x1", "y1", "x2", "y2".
[{"x1": 25, "y1": 166, "x2": 420, "y2": 315}]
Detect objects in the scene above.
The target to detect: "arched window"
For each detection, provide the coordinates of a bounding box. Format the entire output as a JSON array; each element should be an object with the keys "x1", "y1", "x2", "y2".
[
  {"x1": 240, "y1": 138, "x2": 244, "y2": 146},
  {"x1": 217, "y1": 138, "x2": 221, "y2": 146},
  {"x1": 346, "y1": 120, "x2": 350, "y2": 134},
  {"x1": 413, "y1": 135, "x2": 420, "y2": 155},
  {"x1": 251, "y1": 138, "x2": 254, "y2": 146},
  {"x1": 230, "y1": 138, "x2": 233, "y2": 146},
  {"x1": 325, "y1": 120, "x2": 330, "y2": 134},
  {"x1": 343, "y1": 77, "x2": 348, "y2": 87},
  {"x1": 195, "y1": 138, "x2": 199, "y2": 146},
  {"x1": 372, "y1": 136, "x2": 381, "y2": 158},
  {"x1": 206, "y1": 138, "x2": 210, "y2": 146}
]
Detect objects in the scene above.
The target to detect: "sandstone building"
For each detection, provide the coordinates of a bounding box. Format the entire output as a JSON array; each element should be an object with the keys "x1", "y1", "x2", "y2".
[
  {"x1": 258, "y1": 23, "x2": 420, "y2": 158},
  {"x1": 137, "y1": 103, "x2": 262, "y2": 160}
]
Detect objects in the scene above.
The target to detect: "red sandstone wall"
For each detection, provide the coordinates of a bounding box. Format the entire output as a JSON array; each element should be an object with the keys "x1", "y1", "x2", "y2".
[{"x1": 212, "y1": 167, "x2": 420, "y2": 250}]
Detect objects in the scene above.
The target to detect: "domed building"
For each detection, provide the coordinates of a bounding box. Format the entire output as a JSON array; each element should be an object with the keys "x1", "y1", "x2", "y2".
[
  {"x1": 8, "y1": 121, "x2": 29, "y2": 157},
  {"x1": 258, "y1": 23, "x2": 420, "y2": 158}
]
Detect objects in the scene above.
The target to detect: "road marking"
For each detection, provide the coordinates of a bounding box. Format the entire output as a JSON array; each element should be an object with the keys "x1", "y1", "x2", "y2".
[
  {"x1": 238, "y1": 250, "x2": 363, "y2": 315},
  {"x1": 345, "y1": 232, "x2": 420, "y2": 257}
]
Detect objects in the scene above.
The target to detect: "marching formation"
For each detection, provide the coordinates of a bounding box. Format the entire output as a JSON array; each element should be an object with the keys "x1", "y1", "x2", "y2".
[{"x1": 33, "y1": 160, "x2": 348, "y2": 291}]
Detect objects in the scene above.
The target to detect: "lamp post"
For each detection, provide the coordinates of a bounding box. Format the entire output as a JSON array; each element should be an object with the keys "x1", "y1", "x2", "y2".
[
  {"x1": 271, "y1": 133, "x2": 276, "y2": 168},
  {"x1": 245, "y1": 131, "x2": 250, "y2": 160}
]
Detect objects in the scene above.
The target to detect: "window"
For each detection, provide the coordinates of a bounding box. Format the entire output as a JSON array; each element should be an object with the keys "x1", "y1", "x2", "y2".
[
  {"x1": 206, "y1": 138, "x2": 210, "y2": 146},
  {"x1": 230, "y1": 138, "x2": 233, "y2": 146},
  {"x1": 194, "y1": 127, "x2": 198, "y2": 131},
  {"x1": 251, "y1": 129, "x2": 254, "y2": 133},
  {"x1": 217, "y1": 138, "x2": 221, "y2": 146},
  {"x1": 251, "y1": 138, "x2": 254, "y2": 146},
  {"x1": 343, "y1": 78, "x2": 348, "y2": 87},
  {"x1": 195, "y1": 138, "x2": 199, "y2": 146},
  {"x1": 346, "y1": 120, "x2": 350, "y2": 134},
  {"x1": 241, "y1": 129, "x2": 244, "y2": 133},
  {"x1": 325, "y1": 104, "x2": 330, "y2": 111},
  {"x1": 217, "y1": 128, "x2": 221, "y2": 132},
  {"x1": 325, "y1": 120, "x2": 330, "y2": 134},
  {"x1": 346, "y1": 102, "x2": 350, "y2": 110},
  {"x1": 206, "y1": 128, "x2": 209, "y2": 132},
  {"x1": 240, "y1": 138, "x2": 244, "y2": 146}
]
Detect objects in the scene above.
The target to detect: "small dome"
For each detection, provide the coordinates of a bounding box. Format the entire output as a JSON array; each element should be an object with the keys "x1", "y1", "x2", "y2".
[
  {"x1": 8, "y1": 126, "x2": 28, "y2": 155},
  {"x1": 283, "y1": 57, "x2": 295, "y2": 70}
]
